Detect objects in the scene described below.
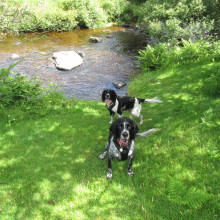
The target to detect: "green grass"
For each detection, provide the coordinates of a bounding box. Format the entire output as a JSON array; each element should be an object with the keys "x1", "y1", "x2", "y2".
[{"x1": 0, "y1": 59, "x2": 219, "y2": 219}]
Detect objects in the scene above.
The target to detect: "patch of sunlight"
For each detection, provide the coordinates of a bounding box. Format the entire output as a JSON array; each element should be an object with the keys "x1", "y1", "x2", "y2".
[
  {"x1": 171, "y1": 93, "x2": 192, "y2": 101},
  {"x1": 34, "y1": 179, "x2": 53, "y2": 201},
  {"x1": 75, "y1": 157, "x2": 86, "y2": 163},
  {"x1": 194, "y1": 147, "x2": 207, "y2": 156},
  {"x1": 62, "y1": 172, "x2": 72, "y2": 181},
  {"x1": 133, "y1": 162, "x2": 141, "y2": 168},
  {"x1": 175, "y1": 169, "x2": 196, "y2": 181},
  {"x1": 82, "y1": 107, "x2": 101, "y2": 116},
  {"x1": 0, "y1": 157, "x2": 18, "y2": 168},
  {"x1": 97, "y1": 102, "x2": 105, "y2": 106},
  {"x1": 73, "y1": 185, "x2": 90, "y2": 194},
  {"x1": 48, "y1": 122, "x2": 61, "y2": 132},
  {"x1": 157, "y1": 70, "x2": 174, "y2": 79},
  {"x1": 54, "y1": 204, "x2": 86, "y2": 219},
  {"x1": 6, "y1": 129, "x2": 15, "y2": 136}
]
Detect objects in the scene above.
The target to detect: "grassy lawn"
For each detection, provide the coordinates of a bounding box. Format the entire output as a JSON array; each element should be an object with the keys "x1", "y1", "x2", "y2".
[{"x1": 0, "y1": 59, "x2": 219, "y2": 219}]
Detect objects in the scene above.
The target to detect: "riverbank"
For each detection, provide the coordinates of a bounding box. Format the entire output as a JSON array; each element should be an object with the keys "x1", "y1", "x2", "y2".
[
  {"x1": 0, "y1": 0, "x2": 132, "y2": 34},
  {"x1": 0, "y1": 40, "x2": 219, "y2": 219}
]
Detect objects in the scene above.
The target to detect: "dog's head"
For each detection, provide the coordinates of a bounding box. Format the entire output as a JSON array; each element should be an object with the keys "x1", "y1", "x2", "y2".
[
  {"x1": 102, "y1": 89, "x2": 117, "y2": 106},
  {"x1": 110, "y1": 117, "x2": 139, "y2": 146}
]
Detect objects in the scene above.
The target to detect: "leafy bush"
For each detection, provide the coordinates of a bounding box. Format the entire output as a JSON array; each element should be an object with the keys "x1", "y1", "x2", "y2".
[
  {"x1": 35, "y1": 8, "x2": 78, "y2": 32},
  {"x1": 0, "y1": 0, "x2": 132, "y2": 32},
  {"x1": 138, "y1": 39, "x2": 220, "y2": 71},
  {"x1": 135, "y1": 0, "x2": 218, "y2": 44},
  {"x1": 0, "y1": 0, "x2": 36, "y2": 33},
  {"x1": 0, "y1": 62, "x2": 42, "y2": 107},
  {"x1": 137, "y1": 43, "x2": 169, "y2": 71}
]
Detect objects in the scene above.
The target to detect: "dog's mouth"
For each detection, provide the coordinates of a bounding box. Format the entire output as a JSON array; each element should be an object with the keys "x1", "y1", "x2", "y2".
[
  {"x1": 117, "y1": 139, "x2": 129, "y2": 147},
  {"x1": 105, "y1": 99, "x2": 113, "y2": 106}
]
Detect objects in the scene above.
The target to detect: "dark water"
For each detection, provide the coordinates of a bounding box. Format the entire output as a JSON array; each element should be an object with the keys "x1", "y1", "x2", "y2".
[{"x1": 0, "y1": 26, "x2": 147, "y2": 100}]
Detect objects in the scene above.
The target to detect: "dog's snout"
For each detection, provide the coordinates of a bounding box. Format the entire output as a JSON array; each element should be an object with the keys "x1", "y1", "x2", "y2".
[
  {"x1": 122, "y1": 132, "x2": 128, "y2": 138},
  {"x1": 106, "y1": 94, "x2": 110, "y2": 99}
]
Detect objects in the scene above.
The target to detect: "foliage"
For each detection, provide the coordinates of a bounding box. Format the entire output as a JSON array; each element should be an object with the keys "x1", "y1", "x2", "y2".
[
  {"x1": 0, "y1": 62, "x2": 70, "y2": 120},
  {"x1": 138, "y1": 39, "x2": 220, "y2": 71},
  {"x1": 0, "y1": 0, "x2": 36, "y2": 33},
  {"x1": 0, "y1": 0, "x2": 131, "y2": 32},
  {"x1": 35, "y1": 8, "x2": 78, "y2": 32},
  {"x1": 0, "y1": 61, "x2": 42, "y2": 106},
  {"x1": 168, "y1": 179, "x2": 209, "y2": 208},
  {"x1": 134, "y1": 0, "x2": 219, "y2": 44},
  {"x1": 129, "y1": 50, "x2": 219, "y2": 215}
]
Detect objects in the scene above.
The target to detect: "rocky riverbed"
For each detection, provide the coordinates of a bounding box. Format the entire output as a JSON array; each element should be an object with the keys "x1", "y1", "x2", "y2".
[{"x1": 0, "y1": 26, "x2": 147, "y2": 100}]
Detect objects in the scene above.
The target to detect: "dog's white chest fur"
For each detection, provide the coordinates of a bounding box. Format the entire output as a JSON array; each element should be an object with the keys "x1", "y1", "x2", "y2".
[{"x1": 111, "y1": 99, "x2": 119, "y2": 113}]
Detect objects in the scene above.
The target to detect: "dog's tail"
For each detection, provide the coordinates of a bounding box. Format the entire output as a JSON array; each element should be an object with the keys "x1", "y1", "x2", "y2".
[
  {"x1": 136, "y1": 128, "x2": 157, "y2": 137},
  {"x1": 139, "y1": 97, "x2": 163, "y2": 104}
]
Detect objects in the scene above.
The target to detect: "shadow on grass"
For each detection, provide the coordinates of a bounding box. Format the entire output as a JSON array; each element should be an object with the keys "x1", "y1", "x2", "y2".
[{"x1": 0, "y1": 60, "x2": 219, "y2": 219}]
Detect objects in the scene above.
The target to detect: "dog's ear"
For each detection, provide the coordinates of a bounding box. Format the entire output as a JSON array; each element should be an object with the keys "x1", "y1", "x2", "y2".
[
  {"x1": 111, "y1": 90, "x2": 117, "y2": 101},
  {"x1": 102, "y1": 90, "x2": 106, "y2": 102},
  {"x1": 131, "y1": 120, "x2": 139, "y2": 139},
  {"x1": 109, "y1": 120, "x2": 118, "y2": 137},
  {"x1": 109, "y1": 120, "x2": 117, "y2": 132}
]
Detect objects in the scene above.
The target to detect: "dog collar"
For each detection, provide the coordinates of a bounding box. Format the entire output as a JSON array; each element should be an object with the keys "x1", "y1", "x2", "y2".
[{"x1": 105, "y1": 99, "x2": 114, "y2": 107}]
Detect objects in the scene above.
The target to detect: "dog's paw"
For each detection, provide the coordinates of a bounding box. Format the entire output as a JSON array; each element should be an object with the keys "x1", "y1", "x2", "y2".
[
  {"x1": 109, "y1": 121, "x2": 113, "y2": 124},
  {"x1": 98, "y1": 152, "x2": 107, "y2": 160},
  {"x1": 128, "y1": 170, "x2": 134, "y2": 177},
  {"x1": 107, "y1": 172, "x2": 113, "y2": 179}
]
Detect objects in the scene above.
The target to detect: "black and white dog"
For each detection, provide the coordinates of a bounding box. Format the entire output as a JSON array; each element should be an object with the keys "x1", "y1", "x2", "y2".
[
  {"x1": 98, "y1": 117, "x2": 156, "y2": 179},
  {"x1": 102, "y1": 89, "x2": 163, "y2": 125}
]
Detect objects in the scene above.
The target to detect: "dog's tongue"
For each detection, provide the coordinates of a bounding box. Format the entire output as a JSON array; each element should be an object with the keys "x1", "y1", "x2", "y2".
[
  {"x1": 105, "y1": 99, "x2": 110, "y2": 103},
  {"x1": 118, "y1": 139, "x2": 128, "y2": 146}
]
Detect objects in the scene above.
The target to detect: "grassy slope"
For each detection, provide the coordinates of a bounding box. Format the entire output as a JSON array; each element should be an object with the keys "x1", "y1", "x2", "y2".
[{"x1": 0, "y1": 61, "x2": 219, "y2": 219}]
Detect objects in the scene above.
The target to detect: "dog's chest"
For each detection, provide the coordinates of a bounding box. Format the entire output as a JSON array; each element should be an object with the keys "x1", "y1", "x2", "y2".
[
  {"x1": 109, "y1": 139, "x2": 130, "y2": 161},
  {"x1": 110, "y1": 99, "x2": 119, "y2": 112}
]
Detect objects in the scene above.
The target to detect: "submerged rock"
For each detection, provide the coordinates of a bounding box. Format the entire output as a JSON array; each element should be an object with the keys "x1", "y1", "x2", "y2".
[
  {"x1": 112, "y1": 81, "x2": 127, "y2": 89},
  {"x1": 11, "y1": 53, "x2": 20, "y2": 60},
  {"x1": 89, "y1": 36, "x2": 102, "y2": 43},
  {"x1": 52, "y1": 51, "x2": 83, "y2": 71}
]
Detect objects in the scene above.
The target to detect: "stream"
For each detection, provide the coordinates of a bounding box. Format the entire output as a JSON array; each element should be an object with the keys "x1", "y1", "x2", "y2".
[{"x1": 0, "y1": 26, "x2": 147, "y2": 100}]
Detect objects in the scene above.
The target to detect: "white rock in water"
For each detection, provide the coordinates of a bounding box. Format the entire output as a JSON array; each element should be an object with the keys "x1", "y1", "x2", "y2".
[
  {"x1": 89, "y1": 36, "x2": 102, "y2": 43},
  {"x1": 52, "y1": 51, "x2": 83, "y2": 71},
  {"x1": 11, "y1": 54, "x2": 20, "y2": 60}
]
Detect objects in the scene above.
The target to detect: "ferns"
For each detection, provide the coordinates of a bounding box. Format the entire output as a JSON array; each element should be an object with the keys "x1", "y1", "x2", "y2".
[{"x1": 168, "y1": 179, "x2": 209, "y2": 208}]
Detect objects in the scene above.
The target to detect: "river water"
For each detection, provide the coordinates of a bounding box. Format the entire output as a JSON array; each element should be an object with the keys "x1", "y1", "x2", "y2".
[{"x1": 0, "y1": 26, "x2": 147, "y2": 100}]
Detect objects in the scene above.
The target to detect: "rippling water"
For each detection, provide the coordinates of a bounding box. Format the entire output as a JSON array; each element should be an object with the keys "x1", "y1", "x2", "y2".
[{"x1": 0, "y1": 26, "x2": 147, "y2": 100}]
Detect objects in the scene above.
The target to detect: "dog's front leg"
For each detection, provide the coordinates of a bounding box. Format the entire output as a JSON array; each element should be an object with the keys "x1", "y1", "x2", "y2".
[
  {"x1": 128, "y1": 156, "x2": 134, "y2": 176},
  {"x1": 107, "y1": 156, "x2": 113, "y2": 179},
  {"x1": 128, "y1": 141, "x2": 135, "y2": 176},
  {"x1": 109, "y1": 111, "x2": 115, "y2": 124}
]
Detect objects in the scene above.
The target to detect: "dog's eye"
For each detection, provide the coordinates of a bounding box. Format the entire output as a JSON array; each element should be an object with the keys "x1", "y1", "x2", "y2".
[{"x1": 127, "y1": 124, "x2": 131, "y2": 129}]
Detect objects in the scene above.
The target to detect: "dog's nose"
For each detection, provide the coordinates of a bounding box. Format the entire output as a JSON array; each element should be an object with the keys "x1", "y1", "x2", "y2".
[
  {"x1": 122, "y1": 132, "x2": 128, "y2": 138},
  {"x1": 106, "y1": 94, "x2": 110, "y2": 98}
]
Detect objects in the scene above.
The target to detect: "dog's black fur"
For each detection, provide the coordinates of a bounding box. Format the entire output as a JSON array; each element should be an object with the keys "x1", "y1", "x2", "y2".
[
  {"x1": 98, "y1": 117, "x2": 156, "y2": 179},
  {"x1": 102, "y1": 89, "x2": 162, "y2": 125}
]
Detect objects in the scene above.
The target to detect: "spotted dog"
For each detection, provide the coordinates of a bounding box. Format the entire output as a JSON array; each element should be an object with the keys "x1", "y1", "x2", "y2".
[
  {"x1": 98, "y1": 117, "x2": 156, "y2": 179},
  {"x1": 102, "y1": 89, "x2": 163, "y2": 125}
]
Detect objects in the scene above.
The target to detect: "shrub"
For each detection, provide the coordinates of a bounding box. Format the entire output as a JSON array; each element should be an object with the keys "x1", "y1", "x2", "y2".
[
  {"x1": 137, "y1": 39, "x2": 220, "y2": 71},
  {"x1": 35, "y1": 8, "x2": 78, "y2": 32},
  {"x1": 136, "y1": 0, "x2": 218, "y2": 44},
  {"x1": 102, "y1": 0, "x2": 130, "y2": 22},
  {"x1": 0, "y1": 62, "x2": 42, "y2": 107},
  {"x1": 137, "y1": 43, "x2": 170, "y2": 71}
]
